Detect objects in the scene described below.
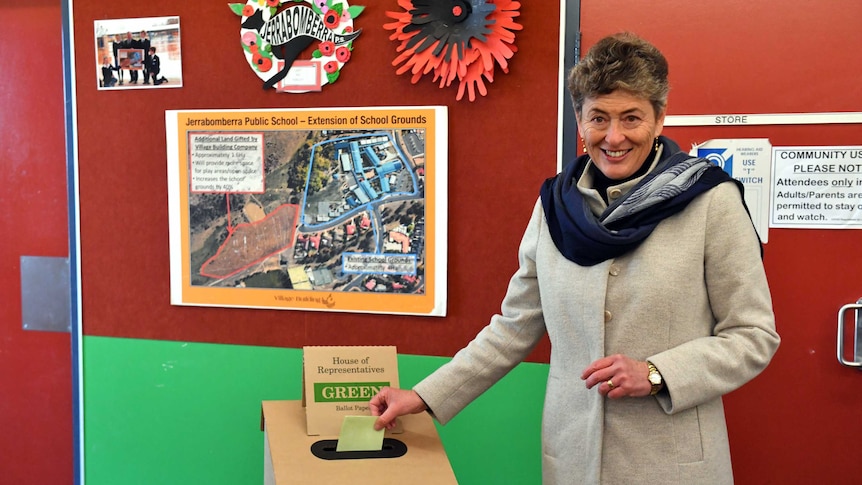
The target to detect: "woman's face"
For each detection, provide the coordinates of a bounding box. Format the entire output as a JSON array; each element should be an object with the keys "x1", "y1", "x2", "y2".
[{"x1": 576, "y1": 90, "x2": 665, "y2": 180}]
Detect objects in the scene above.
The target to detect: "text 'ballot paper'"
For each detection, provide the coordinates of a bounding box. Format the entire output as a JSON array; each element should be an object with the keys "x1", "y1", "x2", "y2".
[{"x1": 336, "y1": 415, "x2": 385, "y2": 452}]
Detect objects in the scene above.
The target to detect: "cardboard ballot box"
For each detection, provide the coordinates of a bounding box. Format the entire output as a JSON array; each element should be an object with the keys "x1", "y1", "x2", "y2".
[{"x1": 262, "y1": 400, "x2": 458, "y2": 484}]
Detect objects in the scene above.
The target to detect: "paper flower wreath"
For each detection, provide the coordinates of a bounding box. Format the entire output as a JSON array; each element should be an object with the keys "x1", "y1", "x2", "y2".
[
  {"x1": 230, "y1": 0, "x2": 364, "y2": 92},
  {"x1": 384, "y1": 0, "x2": 522, "y2": 101}
]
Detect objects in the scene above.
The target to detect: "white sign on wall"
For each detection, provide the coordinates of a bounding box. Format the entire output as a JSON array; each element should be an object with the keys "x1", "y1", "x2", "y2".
[
  {"x1": 770, "y1": 146, "x2": 862, "y2": 229},
  {"x1": 690, "y1": 139, "x2": 772, "y2": 242}
]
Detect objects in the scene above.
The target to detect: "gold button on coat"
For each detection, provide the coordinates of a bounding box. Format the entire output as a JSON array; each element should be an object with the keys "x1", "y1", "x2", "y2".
[
  {"x1": 609, "y1": 188, "x2": 622, "y2": 199},
  {"x1": 604, "y1": 310, "x2": 613, "y2": 322},
  {"x1": 609, "y1": 265, "x2": 621, "y2": 276}
]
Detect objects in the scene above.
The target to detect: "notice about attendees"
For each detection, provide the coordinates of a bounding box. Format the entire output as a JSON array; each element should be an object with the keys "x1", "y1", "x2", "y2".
[
  {"x1": 771, "y1": 146, "x2": 862, "y2": 228},
  {"x1": 189, "y1": 133, "x2": 264, "y2": 193}
]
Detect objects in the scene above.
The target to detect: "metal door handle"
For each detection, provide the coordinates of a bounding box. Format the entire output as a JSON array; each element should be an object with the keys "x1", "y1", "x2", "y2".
[{"x1": 837, "y1": 298, "x2": 862, "y2": 368}]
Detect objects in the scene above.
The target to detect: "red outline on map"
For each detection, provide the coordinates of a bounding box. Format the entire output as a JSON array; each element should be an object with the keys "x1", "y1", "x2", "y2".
[{"x1": 199, "y1": 202, "x2": 299, "y2": 279}]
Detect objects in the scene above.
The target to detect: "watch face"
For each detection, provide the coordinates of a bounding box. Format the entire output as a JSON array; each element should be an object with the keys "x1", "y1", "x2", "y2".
[{"x1": 649, "y1": 373, "x2": 662, "y2": 385}]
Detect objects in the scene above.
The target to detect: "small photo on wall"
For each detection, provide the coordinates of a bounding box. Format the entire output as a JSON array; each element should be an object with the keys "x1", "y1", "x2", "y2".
[{"x1": 94, "y1": 16, "x2": 183, "y2": 90}]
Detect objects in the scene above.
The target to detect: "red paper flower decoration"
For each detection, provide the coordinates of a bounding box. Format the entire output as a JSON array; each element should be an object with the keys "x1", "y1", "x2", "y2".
[
  {"x1": 319, "y1": 41, "x2": 335, "y2": 56},
  {"x1": 384, "y1": 0, "x2": 521, "y2": 101}
]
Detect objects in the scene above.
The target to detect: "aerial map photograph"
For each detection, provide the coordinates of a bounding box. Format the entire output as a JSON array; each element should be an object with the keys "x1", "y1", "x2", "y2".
[{"x1": 187, "y1": 127, "x2": 428, "y2": 296}]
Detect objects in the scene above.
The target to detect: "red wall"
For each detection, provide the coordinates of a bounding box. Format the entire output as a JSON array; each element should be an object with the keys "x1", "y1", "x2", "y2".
[
  {"x1": 0, "y1": 3, "x2": 73, "y2": 484},
  {"x1": 71, "y1": 1, "x2": 558, "y2": 360}
]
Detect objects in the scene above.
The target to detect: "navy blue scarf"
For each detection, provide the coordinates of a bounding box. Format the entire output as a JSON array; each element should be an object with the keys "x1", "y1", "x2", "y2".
[{"x1": 540, "y1": 137, "x2": 749, "y2": 266}]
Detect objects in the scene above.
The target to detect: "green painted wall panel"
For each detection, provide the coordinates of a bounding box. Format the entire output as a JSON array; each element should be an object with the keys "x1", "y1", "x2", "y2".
[{"x1": 84, "y1": 336, "x2": 547, "y2": 484}]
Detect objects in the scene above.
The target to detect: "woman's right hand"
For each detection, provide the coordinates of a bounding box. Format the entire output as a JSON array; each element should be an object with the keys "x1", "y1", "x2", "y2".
[{"x1": 369, "y1": 387, "x2": 428, "y2": 430}]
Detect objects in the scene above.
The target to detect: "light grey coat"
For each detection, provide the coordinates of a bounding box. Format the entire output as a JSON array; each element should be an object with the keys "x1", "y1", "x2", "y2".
[{"x1": 414, "y1": 172, "x2": 780, "y2": 484}]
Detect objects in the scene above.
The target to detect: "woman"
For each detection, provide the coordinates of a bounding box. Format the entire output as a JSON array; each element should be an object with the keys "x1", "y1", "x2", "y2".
[{"x1": 370, "y1": 32, "x2": 780, "y2": 484}]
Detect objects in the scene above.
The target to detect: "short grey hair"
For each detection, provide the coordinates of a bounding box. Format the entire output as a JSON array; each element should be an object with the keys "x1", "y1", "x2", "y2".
[{"x1": 567, "y1": 32, "x2": 670, "y2": 118}]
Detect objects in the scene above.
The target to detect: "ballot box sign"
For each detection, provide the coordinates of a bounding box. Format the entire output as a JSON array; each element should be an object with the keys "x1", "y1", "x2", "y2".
[
  {"x1": 303, "y1": 346, "x2": 399, "y2": 436},
  {"x1": 313, "y1": 382, "x2": 388, "y2": 402}
]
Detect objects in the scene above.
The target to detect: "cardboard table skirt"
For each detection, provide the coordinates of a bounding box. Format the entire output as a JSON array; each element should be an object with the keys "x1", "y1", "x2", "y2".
[{"x1": 262, "y1": 400, "x2": 458, "y2": 484}]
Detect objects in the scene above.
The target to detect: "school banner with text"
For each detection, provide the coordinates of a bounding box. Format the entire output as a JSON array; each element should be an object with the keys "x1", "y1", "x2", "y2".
[{"x1": 166, "y1": 106, "x2": 448, "y2": 316}]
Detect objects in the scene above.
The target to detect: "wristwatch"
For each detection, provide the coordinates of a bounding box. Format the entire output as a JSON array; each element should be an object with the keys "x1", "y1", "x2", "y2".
[{"x1": 647, "y1": 361, "x2": 663, "y2": 395}]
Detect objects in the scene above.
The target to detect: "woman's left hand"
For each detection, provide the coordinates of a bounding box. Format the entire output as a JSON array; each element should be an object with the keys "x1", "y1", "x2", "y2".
[{"x1": 581, "y1": 354, "x2": 652, "y2": 398}]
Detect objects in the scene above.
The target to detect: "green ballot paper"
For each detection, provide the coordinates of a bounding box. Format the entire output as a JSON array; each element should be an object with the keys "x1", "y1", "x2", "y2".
[{"x1": 336, "y1": 415, "x2": 385, "y2": 452}]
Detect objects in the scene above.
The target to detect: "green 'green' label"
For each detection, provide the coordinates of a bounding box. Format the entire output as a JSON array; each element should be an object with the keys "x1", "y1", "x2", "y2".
[{"x1": 313, "y1": 382, "x2": 389, "y2": 403}]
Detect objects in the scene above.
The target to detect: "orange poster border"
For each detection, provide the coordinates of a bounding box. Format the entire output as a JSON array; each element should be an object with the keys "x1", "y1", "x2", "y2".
[{"x1": 166, "y1": 106, "x2": 448, "y2": 316}]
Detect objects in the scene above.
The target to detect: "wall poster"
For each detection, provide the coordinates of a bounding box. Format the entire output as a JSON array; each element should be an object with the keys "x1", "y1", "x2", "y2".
[
  {"x1": 770, "y1": 145, "x2": 862, "y2": 229},
  {"x1": 166, "y1": 106, "x2": 448, "y2": 316},
  {"x1": 689, "y1": 138, "x2": 772, "y2": 242},
  {"x1": 94, "y1": 16, "x2": 183, "y2": 90}
]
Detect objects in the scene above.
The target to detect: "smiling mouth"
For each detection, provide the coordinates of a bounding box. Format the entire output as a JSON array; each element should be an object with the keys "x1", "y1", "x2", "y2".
[{"x1": 603, "y1": 149, "x2": 630, "y2": 158}]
